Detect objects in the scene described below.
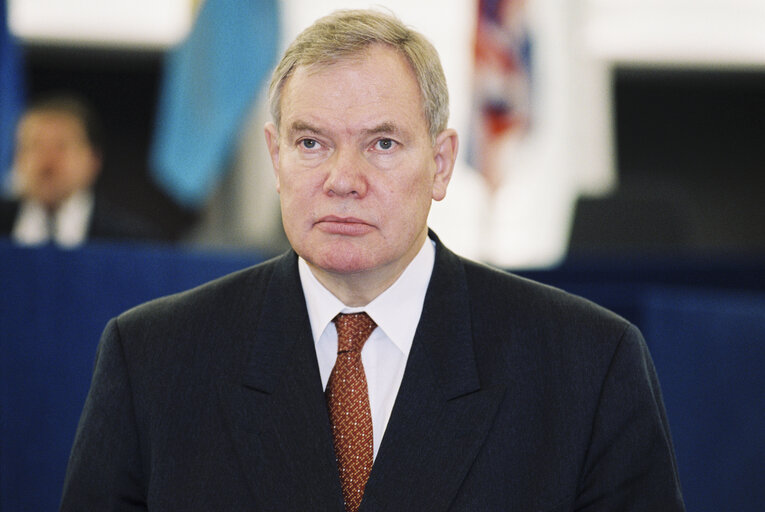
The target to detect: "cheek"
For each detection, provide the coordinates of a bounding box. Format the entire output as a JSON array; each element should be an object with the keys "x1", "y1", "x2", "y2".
[
  {"x1": 380, "y1": 179, "x2": 432, "y2": 229},
  {"x1": 403, "y1": 166, "x2": 436, "y2": 204},
  {"x1": 17, "y1": 155, "x2": 40, "y2": 174},
  {"x1": 60, "y1": 152, "x2": 84, "y2": 172},
  {"x1": 279, "y1": 176, "x2": 317, "y2": 224},
  {"x1": 279, "y1": 173, "x2": 310, "y2": 202}
]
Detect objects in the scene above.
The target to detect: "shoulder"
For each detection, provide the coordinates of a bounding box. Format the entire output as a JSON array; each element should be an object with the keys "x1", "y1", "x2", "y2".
[
  {"x1": 115, "y1": 252, "x2": 291, "y2": 335},
  {"x1": 98, "y1": 252, "x2": 297, "y2": 380},
  {"x1": 452, "y1": 254, "x2": 640, "y2": 378},
  {"x1": 430, "y1": 232, "x2": 632, "y2": 343},
  {"x1": 462, "y1": 257, "x2": 628, "y2": 332}
]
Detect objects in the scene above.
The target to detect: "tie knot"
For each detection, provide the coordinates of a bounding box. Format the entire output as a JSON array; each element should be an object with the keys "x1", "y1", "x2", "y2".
[{"x1": 334, "y1": 312, "x2": 377, "y2": 353}]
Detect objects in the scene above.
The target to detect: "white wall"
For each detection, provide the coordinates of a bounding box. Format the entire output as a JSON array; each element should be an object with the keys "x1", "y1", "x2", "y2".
[
  {"x1": 8, "y1": 0, "x2": 194, "y2": 49},
  {"x1": 584, "y1": 0, "x2": 765, "y2": 66}
]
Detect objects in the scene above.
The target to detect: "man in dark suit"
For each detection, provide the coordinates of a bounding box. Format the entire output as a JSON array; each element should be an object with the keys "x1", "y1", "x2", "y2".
[
  {"x1": 61, "y1": 9, "x2": 685, "y2": 511},
  {"x1": 0, "y1": 94, "x2": 160, "y2": 246}
]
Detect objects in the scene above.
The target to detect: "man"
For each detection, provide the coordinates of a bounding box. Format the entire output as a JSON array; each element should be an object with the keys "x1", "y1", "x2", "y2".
[
  {"x1": 0, "y1": 95, "x2": 160, "y2": 246},
  {"x1": 61, "y1": 9, "x2": 685, "y2": 511}
]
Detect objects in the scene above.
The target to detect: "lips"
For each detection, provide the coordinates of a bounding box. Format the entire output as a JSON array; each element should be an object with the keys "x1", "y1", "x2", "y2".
[{"x1": 315, "y1": 216, "x2": 374, "y2": 235}]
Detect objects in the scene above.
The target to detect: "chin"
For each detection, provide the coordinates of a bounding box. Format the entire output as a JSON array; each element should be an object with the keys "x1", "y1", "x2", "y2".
[
  {"x1": 317, "y1": 253, "x2": 376, "y2": 275},
  {"x1": 292, "y1": 233, "x2": 372, "y2": 273},
  {"x1": 305, "y1": 241, "x2": 380, "y2": 275}
]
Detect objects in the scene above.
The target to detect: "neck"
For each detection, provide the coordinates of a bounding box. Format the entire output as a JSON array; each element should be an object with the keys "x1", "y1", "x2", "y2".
[
  {"x1": 306, "y1": 263, "x2": 401, "y2": 307},
  {"x1": 306, "y1": 235, "x2": 428, "y2": 307},
  {"x1": 37, "y1": 189, "x2": 80, "y2": 213}
]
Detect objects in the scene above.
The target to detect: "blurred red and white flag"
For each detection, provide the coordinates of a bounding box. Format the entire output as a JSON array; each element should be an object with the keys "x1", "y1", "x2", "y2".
[{"x1": 468, "y1": 0, "x2": 532, "y2": 191}]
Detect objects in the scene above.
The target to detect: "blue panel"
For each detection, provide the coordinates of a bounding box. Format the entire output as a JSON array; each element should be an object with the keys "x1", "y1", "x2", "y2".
[
  {"x1": 0, "y1": 241, "x2": 261, "y2": 511},
  {"x1": 642, "y1": 287, "x2": 765, "y2": 512}
]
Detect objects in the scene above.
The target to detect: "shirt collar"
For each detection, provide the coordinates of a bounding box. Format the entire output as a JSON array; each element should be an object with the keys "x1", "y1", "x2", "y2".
[
  {"x1": 13, "y1": 190, "x2": 93, "y2": 247},
  {"x1": 298, "y1": 236, "x2": 436, "y2": 355},
  {"x1": 55, "y1": 190, "x2": 93, "y2": 247}
]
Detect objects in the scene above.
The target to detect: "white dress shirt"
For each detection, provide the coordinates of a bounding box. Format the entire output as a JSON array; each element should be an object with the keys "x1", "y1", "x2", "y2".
[
  {"x1": 12, "y1": 190, "x2": 93, "y2": 248},
  {"x1": 298, "y1": 237, "x2": 435, "y2": 459}
]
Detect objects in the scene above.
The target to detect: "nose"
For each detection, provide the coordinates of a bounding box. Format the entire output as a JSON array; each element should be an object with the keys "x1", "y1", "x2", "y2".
[
  {"x1": 40, "y1": 147, "x2": 61, "y2": 170},
  {"x1": 323, "y1": 147, "x2": 369, "y2": 198},
  {"x1": 24, "y1": 142, "x2": 63, "y2": 173}
]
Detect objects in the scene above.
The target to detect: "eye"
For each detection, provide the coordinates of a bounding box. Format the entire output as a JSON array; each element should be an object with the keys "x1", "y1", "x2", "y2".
[
  {"x1": 374, "y1": 138, "x2": 396, "y2": 151},
  {"x1": 300, "y1": 138, "x2": 319, "y2": 150}
]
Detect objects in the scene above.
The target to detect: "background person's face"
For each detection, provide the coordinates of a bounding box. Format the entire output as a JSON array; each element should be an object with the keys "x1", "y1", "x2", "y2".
[
  {"x1": 266, "y1": 45, "x2": 454, "y2": 288},
  {"x1": 14, "y1": 112, "x2": 101, "y2": 209}
]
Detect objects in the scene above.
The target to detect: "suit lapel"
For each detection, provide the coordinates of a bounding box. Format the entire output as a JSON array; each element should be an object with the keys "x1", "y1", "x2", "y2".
[
  {"x1": 216, "y1": 239, "x2": 504, "y2": 510},
  {"x1": 361, "y1": 239, "x2": 506, "y2": 511},
  {"x1": 217, "y1": 252, "x2": 344, "y2": 510}
]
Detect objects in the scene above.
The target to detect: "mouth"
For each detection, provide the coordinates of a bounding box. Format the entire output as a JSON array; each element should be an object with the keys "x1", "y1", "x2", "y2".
[{"x1": 315, "y1": 216, "x2": 374, "y2": 236}]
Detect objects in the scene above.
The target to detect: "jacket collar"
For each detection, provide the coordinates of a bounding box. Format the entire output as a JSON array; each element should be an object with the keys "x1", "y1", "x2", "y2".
[{"x1": 220, "y1": 234, "x2": 505, "y2": 510}]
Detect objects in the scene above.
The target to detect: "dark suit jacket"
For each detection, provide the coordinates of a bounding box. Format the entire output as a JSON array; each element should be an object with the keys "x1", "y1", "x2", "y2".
[
  {"x1": 0, "y1": 196, "x2": 162, "y2": 243},
  {"x1": 60, "y1": 234, "x2": 685, "y2": 511}
]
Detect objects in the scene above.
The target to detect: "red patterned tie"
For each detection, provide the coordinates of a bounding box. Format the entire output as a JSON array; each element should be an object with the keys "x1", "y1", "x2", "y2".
[{"x1": 326, "y1": 312, "x2": 377, "y2": 512}]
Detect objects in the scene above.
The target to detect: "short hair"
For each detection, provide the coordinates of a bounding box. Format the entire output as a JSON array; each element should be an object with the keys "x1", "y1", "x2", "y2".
[
  {"x1": 268, "y1": 9, "x2": 449, "y2": 143},
  {"x1": 22, "y1": 94, "x2": 103, "y2": 152}
]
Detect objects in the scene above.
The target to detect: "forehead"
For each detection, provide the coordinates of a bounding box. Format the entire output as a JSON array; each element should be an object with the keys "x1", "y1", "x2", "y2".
[
  {"x1": 19, "y1": 111, "x2": 87, "y2": 138},
  {"x1": 279, "y1": 45, "x2": 427, "y2": 135}
]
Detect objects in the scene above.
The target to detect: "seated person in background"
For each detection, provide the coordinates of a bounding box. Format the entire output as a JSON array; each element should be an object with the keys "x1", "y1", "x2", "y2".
[{"x1": 0, "y1": 94, "x2": 161, "y2": 247}]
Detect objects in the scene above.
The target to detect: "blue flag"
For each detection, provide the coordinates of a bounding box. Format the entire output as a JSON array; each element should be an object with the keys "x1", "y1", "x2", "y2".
[
  {"x1": 0, "y1": 0, "x2": 25, "y2": 192},
  {"x1": 150, "y1": 0, "x2": 280, "y2": 208}
]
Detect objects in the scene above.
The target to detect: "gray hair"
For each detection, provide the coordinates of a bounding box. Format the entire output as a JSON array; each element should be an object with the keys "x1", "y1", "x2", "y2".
[{"x1": 268, "y1": 9, "x2": 449, "y2": 142}]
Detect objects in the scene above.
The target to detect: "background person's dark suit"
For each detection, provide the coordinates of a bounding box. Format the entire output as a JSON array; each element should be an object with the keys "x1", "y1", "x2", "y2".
[
  {"x1": 60, "y1": 234, "x2": 684, "y2": 511},
  {"x1": 0, "y1": 196, "x2": 162, "y2": 244}
]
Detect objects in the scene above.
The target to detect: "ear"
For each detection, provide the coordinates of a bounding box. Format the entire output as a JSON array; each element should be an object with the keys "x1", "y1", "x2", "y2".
[
  {"x1": 90, "y1": 149, "x2": 103, "y2": 177},
  {"x1": 264, "y1": 122, "x2": 281, "y2": 192},
  {"x1": 431, "y1": 128, "x2": 458, "y2": 201},
  {"x1": 85, "y1": 148, "x2": 103, "y2": 187}
]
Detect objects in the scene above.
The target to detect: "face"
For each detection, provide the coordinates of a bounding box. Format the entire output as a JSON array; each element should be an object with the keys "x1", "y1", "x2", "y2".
[
  {"x1": 14, "y1": 111, "x2": 101, "y2": 209},
  {"x1": 265, "y1": 45, "x2": 457, "y2": 296}
]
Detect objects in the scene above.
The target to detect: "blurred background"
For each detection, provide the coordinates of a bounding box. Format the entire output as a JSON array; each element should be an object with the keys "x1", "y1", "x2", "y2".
[
  {"x1": 1, "y1": 1, "x2": 764, "y2": 511},
  {"x1": 4, "y1": 0, "x2": 764, "y2": 266}
]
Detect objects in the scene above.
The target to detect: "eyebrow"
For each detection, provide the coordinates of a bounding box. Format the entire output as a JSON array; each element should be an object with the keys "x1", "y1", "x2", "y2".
[
  {"x1": 361, "y1": 122, "x2": 401, "y2": 138},
  {"x1": 287, "y1": 121, "x2": 323, "y2": 139},
  {"x1": 362, "y1": 122, "x2": 412, "y2": 145},
  {"x1": 286, "y1": 121, "x2": 407, "y2": 140}
]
